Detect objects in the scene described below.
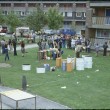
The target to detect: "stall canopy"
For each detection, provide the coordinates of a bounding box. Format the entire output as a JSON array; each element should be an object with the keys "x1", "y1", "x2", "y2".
[{"x1": 60, "y1": 29, "x2": 76, "y2": 36}]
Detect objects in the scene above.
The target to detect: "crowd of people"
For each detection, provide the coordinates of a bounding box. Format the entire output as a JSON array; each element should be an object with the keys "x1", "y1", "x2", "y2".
[
  {"x1": 37, "y1": 34, "x2": 92, "y2": 58},
  {"x1": 0, "y1": 37, "x2": 25, "y2": 61},
  {"x1": 0, "y1": 31, "x2": 39, "y2": 62},
  {"x1": 37, "y1": 34, "x2": 109, "y2": 58},
  {"x1": 0, "y1": 33, "x2": 109, "y2": 61}
]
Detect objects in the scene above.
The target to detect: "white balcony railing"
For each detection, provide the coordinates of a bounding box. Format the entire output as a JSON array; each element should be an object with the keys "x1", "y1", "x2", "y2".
[{"x1": 92, "y1": 17, "x2": 110, "y2": 25}]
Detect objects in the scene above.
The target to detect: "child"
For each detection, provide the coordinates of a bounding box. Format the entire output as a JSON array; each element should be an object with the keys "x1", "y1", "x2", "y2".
[{"x1": 95, "y1": 43, "x2": 100, "y2": 56}]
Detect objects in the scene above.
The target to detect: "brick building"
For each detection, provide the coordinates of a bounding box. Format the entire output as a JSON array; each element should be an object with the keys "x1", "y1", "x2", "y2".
[
  {"x1": 0, "y1": 0, "x2": 88, "y2": 36},
  {"x1": 1, "y1": 0, "x2": 110, "y2": 47}
]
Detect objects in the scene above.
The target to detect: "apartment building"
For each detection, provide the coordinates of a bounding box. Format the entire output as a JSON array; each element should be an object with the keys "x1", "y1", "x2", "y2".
[
  {"x1": 0, "y1": 0, "x2": 88, "y2": 36},
  {"x1": 86, "y1": 1, "x2": 110, "y2": 47}
]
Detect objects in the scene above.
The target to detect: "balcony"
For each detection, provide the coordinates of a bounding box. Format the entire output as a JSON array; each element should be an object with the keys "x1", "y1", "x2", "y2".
[
  {"x1": 76, "y1": 25, "x2": 86, "y2": 30},
  {"x1": 92, "y1": 17, "x2": 110, "y2": 29},
  {"x1": 90, "y1": 2, "x2": 110, "y2": 7},
  {"x1": 64, "y1": 16, "x2": 74, "y2": 21}
]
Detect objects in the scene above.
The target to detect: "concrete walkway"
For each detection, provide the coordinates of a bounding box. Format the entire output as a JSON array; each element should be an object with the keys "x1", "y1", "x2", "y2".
[
  {"x1": 0, "y1": 44, "x2": 71, "y2": 109},
  {"x1": 0, "y1": 86, "x2": 70, "y2": 109},
  {"x1": 16, "y1": 43, "x2": 38, "y2": 50}
]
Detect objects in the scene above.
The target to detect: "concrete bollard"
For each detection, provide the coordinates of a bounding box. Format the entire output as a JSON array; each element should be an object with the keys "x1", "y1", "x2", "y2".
[{"x1": 22, "y1": 75, "x2": 27, "y2": 91}]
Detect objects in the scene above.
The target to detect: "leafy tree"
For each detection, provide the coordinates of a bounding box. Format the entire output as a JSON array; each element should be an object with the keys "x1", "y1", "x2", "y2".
[
  {"x1": 6, "y1": 12, "x2": 21, "y2": 33},
  {"x1": 71, "y1": 21, "x2": 76, "y2": 31},
  {"x1": 25, "y1": 5, "x2": 47, "y2": 32},
  {"x1": 0, "y1": 9, "x2": 6, "y2": 25},
  {"x1": 46, "y1": 7, "x2": 64, "y2": 30}
]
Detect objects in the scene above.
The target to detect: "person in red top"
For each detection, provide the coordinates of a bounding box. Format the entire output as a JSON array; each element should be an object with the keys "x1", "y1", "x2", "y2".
[{"x1": 21, "y1": 41, "x2": 25, "y2": 57}]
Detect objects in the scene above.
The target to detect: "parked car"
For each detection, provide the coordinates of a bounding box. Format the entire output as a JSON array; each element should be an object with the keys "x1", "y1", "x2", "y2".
[
  {"x1": 0, "y1": 25, "x2": 8, "y2": 33},
  {"x1": 0, "y1": 32, "x2": 6, "y2": 36},
  {"x1": 44, "y1": 29, "x2": 54, "y2": 35}
]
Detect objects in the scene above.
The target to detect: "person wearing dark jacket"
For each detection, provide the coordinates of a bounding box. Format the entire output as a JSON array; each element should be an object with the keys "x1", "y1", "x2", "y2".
[
  {"x1": 103, "y1": 42, "x2": 108, "y2": 56},
  {"x1": 4, "y1": 44, "x2": 9, "y2": 61},
  {"x1": 12, "y1": 39, "x2": 17, "y2": 56}
]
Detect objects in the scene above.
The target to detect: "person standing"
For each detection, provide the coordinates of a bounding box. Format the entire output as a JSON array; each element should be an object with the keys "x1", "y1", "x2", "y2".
[
  {"x1": 32, "y1": 32, "x2": 36, "y2": 43},
  {"x1": 62, "y1": 36, "x2": 66, "y2": 48},
  {"x1": 71, "y1": 37, "x2": 76, "y2": 50},
  {"x1": 48, "y1": 37, "x2": 52, "y2": 48},
  {"x1": 4, "y1": 44, "x2": 9, "y2": 61},
  {"x1": 21, "y1": 41, "x2": 25, "y2": 57},
  {"x1": 95, "y1": 43, "x2": 100, "y2": 57},
  {"x1": 103, "y1": 42, "x2": 108, "y2": 56},
  {"x1": 85, "y1": 39, "x2": 88, "y2": 52},
  {"x1": 87, "y1": 40, "x2": 91, "y2": 53},
  {"x1": 1, "y1": 38, "x2": 5, "y2": 54},
  {"x1": 75, "y1": 44, "x2": 82, "y2": 58},
  {"x1": 68, "y1": 37, "x2": 71, "y2": 49},
  {"x1": 8, "y1": 39, "x2": 13, "y2": 51},
  {"x1": 41, "y1": 40, "x2": 46, "y2": 50},
  {"x1": 37, "y1": 40, "x2": 42, "y2": 51},
  {"x1": 77, "y1": 37, "x2": 82, "y2": 45},
  {"x1": 58, "y1": 39, "x2": 62, "y2": 50},
  {"x1": 12, "y1": 39, "x2": 17, "y2": 56}
]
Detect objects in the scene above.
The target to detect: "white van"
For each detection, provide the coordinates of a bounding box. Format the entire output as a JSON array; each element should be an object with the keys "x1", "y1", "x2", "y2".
[{"x1": 15, "y1": 27, "x2": 30, "y2": 37}]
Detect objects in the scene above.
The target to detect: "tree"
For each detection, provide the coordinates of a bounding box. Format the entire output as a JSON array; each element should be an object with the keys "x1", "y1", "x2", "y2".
[
  {"x1": 25, "y1": 5, "x2": 47, "y2": 32},
  {"x1": 46, "y1": 7, "x2": 64, "y2": 30},
  {"x1": 71, "y1": 20, "x2": 76, "y2": 31},
  {"x1": 0, "y1": 9, "x2": 6, "y2": 25},
  {"x1": 6, "y1": 12, "x2": 21, "y2": 33}
]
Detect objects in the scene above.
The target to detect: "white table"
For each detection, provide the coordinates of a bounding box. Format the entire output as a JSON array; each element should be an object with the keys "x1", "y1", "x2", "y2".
[{"x1": 0, "y1": 89, "x2": 36, "y2": 109}]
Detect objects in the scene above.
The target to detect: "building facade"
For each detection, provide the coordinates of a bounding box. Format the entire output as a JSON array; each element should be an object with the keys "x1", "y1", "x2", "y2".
[
  {"x1": 0, "y1": 0, "x2": 88, "y2": 35},
  {"x1": 1, "y1": 0, "x2": 110, "y2": 45},
  {"x1": 86, "y1": 1, "x2": 110, "y2": 47}
]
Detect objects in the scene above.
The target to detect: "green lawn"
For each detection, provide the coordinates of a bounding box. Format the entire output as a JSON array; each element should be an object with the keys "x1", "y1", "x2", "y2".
[{"x1": 0, "y1": 47, "x2": 110, "y2": 109}]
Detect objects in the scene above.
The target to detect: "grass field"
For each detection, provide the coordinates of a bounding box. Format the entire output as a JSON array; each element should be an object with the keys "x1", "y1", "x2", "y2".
[{"x1": 0, "y1": 46, "x2": 110, "y2": 109}]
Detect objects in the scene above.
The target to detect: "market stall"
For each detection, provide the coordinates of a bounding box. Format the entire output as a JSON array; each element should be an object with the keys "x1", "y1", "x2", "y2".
[{"x1": 0, "y1": 89, "x2": 36, "y2": 109}]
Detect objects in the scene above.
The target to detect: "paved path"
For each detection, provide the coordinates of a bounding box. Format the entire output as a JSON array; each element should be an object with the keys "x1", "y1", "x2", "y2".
[
  {"x1": 0, "y1": 44, "x2": 71, "y2": 109},
  {"x1": 16, "y1": 43, "x2": 38, "y2": 50},
  {"x1": 0, "y1": 86, "x2": 70, "y2": 109}
]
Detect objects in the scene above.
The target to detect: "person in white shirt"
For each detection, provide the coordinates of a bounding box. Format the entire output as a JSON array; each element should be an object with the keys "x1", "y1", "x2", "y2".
[
  {"x1": 71, "y1": 37, "x2": 76, "y2": 49},
  {"x1": 1, "y1": 38, "x2": 5, "y2": 54}
]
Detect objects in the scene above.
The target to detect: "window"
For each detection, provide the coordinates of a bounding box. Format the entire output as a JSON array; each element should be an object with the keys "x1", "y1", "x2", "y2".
[
  {"x1": 15, "y1": 11, "x2": 21, "y2": 15},
  {"x1": 1, "y1": 3, "x2": 11, "y2": 7},
  {"x1": 76, "y1": 12, "x2": 82, "y2": 17},
  {"x1": 2, "y1": 11, "x2": 8, "y2": 15},
  {"x1": 43, "y1": 3, "x2": 55, "y2": 7},
  {"x1": 62, "y1": 12, "x2": 65, "y2": 17},
  {"x1": 76, "y1": 21, "x2": 85, "y2": 26},
  {"x1": 76, "y1": 3, "x2": 86, "y2": 8},
  {"x1": 28, "y1": 3, "x2": 36, "y2": 7},
  {"x1": 84, "y1": 12, "x2": 86, "y2": 17},
  {"x1": 25, "y1": 11, "x2": 30, "y2": 15},
  {"x1": 97, "y1": 29, "x2": 110, "y2": 38},
  {"x1": 21, "y1": 11, "x2": 25, "y2": 16},
  {"x1": 67, "y1": 12, "x2": 72, "y2": 17},
  {"x1": 14, "y1": 3, "x2": 25, "y2": 7}
]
